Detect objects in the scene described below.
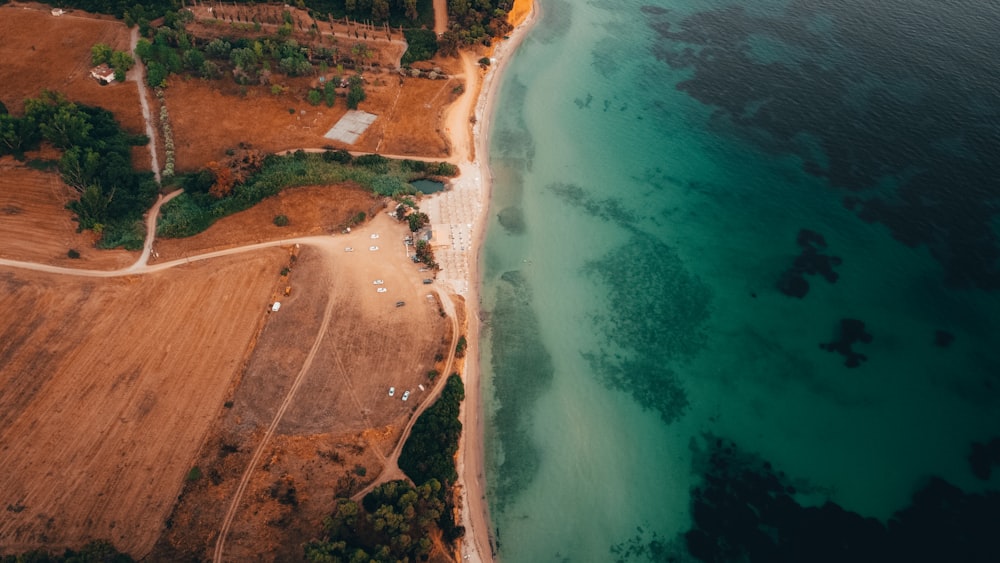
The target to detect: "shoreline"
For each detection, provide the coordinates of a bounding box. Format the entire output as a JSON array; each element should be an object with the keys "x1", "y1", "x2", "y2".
[{"x1": 454, "y1": 2, "x2": 539, "y2": 562}]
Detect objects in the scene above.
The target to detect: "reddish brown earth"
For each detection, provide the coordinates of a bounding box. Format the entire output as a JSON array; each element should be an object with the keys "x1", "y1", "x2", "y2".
[
  {"x1": 0, "y1": 249, "x2": 288, "y2": 556},
  {"x1": 0, "y1": 155, "x2": 136, "y2": 269}
]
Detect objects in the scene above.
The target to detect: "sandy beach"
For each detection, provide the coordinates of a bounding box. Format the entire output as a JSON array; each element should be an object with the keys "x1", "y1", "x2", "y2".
[{"x1": 421, "y1": 2, "x2": 539, "y2": 561}]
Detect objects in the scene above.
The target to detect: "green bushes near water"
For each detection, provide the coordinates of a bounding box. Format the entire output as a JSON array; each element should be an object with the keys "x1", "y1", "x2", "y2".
[{"x1": 159, "y1": 151, "x2": 454, "y2": 238}]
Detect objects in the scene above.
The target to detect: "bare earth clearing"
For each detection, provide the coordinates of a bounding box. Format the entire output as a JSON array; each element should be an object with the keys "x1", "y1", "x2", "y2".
[{"x1": 153, "y1": 214, "x2": 452, "y2": 561}]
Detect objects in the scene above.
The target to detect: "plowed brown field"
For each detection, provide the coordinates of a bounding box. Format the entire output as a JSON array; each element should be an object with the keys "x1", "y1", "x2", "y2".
[
  {"x1": 0, "y1": 157, "x2": 136, "y2": 269},
  {"x1": 0, "y1": 249, "x2": 288, "y2": 556}
]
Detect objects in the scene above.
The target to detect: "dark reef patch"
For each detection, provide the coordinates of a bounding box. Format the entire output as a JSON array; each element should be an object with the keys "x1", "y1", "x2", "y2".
[
  {"x1": 547, "y1": 182, "x2": 640, "y2": 226},
  {"x1": 968, "y1": 438, "x2": 1000, "y2": 481},
  {"x1": 582, "y1": 232, "x2": 711, "y2": 424},
  {"x1": 934, "y1": 329, "x2": 955, "y2": 348},
  {"x1": 486, "y1": 270, "x2": 554, "y2": 513},
  {"x1": 820, "y1": 318, "x2": 872, "y2": 368},
  {"x1": 685, "y1": 435, "x2": 1000, "y2": 562},
  {"x1": 644, "y1": 3, "x2": 1000, "y2": 289},
  {"x1": 776, "y1": 228, "x2": 842, "y2": 298},
  {"x1": 496, "y1": 206, "x2": 526, "y2": 234}
]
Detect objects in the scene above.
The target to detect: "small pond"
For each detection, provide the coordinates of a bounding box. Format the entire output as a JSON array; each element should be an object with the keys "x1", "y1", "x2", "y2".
[{"x1": 411, "y1": 179, "x2": 446, "y2": 194}]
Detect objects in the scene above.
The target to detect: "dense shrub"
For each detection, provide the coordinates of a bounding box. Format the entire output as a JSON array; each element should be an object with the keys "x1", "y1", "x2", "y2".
[
  {"x1": 398, "y1": 374, "x2": 465, "y2": 486},
  {"x1": 401, "y1": 29, "x2": 438, "y2": 64}
]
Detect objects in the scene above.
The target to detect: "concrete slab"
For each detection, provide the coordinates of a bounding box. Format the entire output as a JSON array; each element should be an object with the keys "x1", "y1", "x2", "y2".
[{"x1": 324, "y1": 110, "x2": 378, "y2": 144}]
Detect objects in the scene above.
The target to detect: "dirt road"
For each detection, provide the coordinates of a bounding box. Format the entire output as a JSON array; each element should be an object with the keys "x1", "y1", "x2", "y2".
[
  {"x1": 434, "y1": 0, "x2": 448, "y2": 35},
  {"x1": 128, "y1": 26, "x2": 161, "y2": 183}
]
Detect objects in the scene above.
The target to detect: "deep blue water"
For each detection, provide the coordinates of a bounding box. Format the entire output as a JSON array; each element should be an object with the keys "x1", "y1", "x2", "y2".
[{"x1": 481, "y1": 0, "x2": 1000, "y2": 561}]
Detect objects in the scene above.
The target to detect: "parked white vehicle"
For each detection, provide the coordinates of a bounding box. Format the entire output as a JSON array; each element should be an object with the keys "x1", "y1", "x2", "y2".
[
  {"x1": 373, "y1": 279, "x2": 384, "y2": 285},
  {"x1": 401, "y1": 390, "x2": 410, "y2": 401},
  {"x1": 388, "y1": 387, "x2": 395, "y2": 397},
  {"x1": 369, "y1": 245, "x2": 379, "y2": 251},
  {"x1": 377, "y1": 287, "x2": 388, "y2": 293},
  {"x1": 344, "y1": 247, "x2": 354, "y2": 252},
  {"x1": 371, "y1": 233, "x2": 380, "y2": 239}
]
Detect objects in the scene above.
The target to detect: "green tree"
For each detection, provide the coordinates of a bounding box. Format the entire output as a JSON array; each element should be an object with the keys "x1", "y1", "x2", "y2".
[
  {"x1": 407, "y1": 211, "x2": 429, "y2": 232},
  {"x1": 134, "y1": 38, "x2": 152, "y2": 62},
  {"x1": 68, "y1": 184, "x2": 112, "y2": 230},
  {"x1": 0, "y1": 114, "x2": 40, "y2": 155},
  {"x1": 110, "y1": 50, "x2": 135, "y2": 78},
  {"x1": 371, "y1": 0, "x2": 389, "y2": 21},
  {"x1": 307, "y1": 89, "x2": 322, "y2": 106},
  {"x1": 205, "y1": 38, "x2": 232, "y2": 59},
  {"x1": 182, "y1": 48, "x2": 205, "y2": 72},
  {"x1": 91, "y1": 43, "x2": 113, "y2": 65},
  {"x1": 39, "y1": 104, "x2": 92, "y2": 148},
  {"x1": 346, "y1": 75, "x2": 366, "y2": 109},
  {"x1": 146, "y1": 61, "x2": 168, "y2": 87},
  {"x1": 323, "y1": 80, "x2": 336, "y2": 107},
  {"x1": 59, "y1": 146, "x2": 102, "y2": 192}
]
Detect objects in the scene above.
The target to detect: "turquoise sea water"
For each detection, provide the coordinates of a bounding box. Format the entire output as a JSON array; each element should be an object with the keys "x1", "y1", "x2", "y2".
[{"x1": 481, "y1": 0, "x2": 1000, "y2": 561}]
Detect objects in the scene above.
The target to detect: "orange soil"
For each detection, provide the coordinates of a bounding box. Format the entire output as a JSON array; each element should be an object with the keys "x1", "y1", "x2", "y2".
[
  {"x1": 0, "y1": 249, "x2": 288, "y2": 556},
  {"x1": 0, "y1": 156, "x2": 136, "y2": 269}
]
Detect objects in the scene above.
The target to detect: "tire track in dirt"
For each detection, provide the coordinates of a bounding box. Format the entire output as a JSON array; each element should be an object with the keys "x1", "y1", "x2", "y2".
[
  {"x1": 212, "y1": 252, "x2": 338, "y2": 563},
  {"x1": 350, "y1": 287, "x2": 460, "y2": 501}
]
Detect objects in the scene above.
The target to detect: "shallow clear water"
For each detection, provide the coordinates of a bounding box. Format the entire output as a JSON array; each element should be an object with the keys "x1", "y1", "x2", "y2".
[{"x1": 481, "y1": 0, "x2": 1000, "y2": 560}]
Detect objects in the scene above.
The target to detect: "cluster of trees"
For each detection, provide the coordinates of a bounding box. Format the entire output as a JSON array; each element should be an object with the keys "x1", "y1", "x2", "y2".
[
  {"x1": 1, "y1": 539, "x2": 133, "y2": 562},
  {"x1": 135, "y1": 11, "x2": 377, "y2": 91},
  {"x1": 305, "y1": 0, "x2": 431, "y2": 28},
  {"x1": 399, "y1": 374, "x2": 465, "y2": 486},
  {"x1": 90, "y1": 43, "x2": 135, "y2": 82},
  {"x1": 401, "y1": 28, "x2": 437, "y2": 64},
  {"x1": 1, "y1": 91, "x2": 156, "y2": 248},
  {"x1": 303, "y1": 480, "x2": 444, "y2": 562},
  {"x1": 438, "y1": 0, "x2": 512, "y2": 52},
  {"x1": 414, "y1": 239, "x2": 437, "y2": 268}
]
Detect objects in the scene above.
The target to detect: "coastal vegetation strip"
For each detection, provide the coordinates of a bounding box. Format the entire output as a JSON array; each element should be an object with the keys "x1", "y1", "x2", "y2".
[
  {"x1": 159, "y1": 149, "x2": 457, "y2": 238},
  {"x1": 305, "y1": 374, "x2": 467, "y2": 561}
]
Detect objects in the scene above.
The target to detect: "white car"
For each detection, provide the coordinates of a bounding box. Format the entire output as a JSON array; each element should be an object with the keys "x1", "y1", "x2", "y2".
[
  {"x1": 369, "y1": 245, "x2": 379, "y2": 251},
  {"x1": 401, "y1": 390, "x2": 410, "y2": 401},
  {"x1": 373, "y1": 279, "x2": 384, "y2": 285},
  {"x1": 388, "y1": 387, "x2": 395, "y2": 397},
  {"x1": 377, "y1": 287, "x2": 387, "y2": 293},
  {"x1": 371, "y1": 233, "x2": 380, "y2": 239},
  {"x1": 344, "y1": 247, "x2": 354, "y2": 252}
]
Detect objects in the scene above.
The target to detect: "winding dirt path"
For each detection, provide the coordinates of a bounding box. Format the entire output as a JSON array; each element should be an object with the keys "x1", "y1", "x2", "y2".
[{"x1": 350, "y1": 286, "x2": 460, "y2": 502}]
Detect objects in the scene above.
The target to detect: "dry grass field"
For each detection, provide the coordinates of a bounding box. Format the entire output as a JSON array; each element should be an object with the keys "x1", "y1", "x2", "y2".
[
  {"x1": 0, "y1": 249, "x2": 288, "y2": 556},
  {"x1": 165, "y1": 69, "x2": 459, "y2": 172},
  {"x1": 0, "y1": 155, "x2": 136, "y2": 269},
  {"x1": 0, "y1": 4, "x2": 151, "y2": 170}
]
